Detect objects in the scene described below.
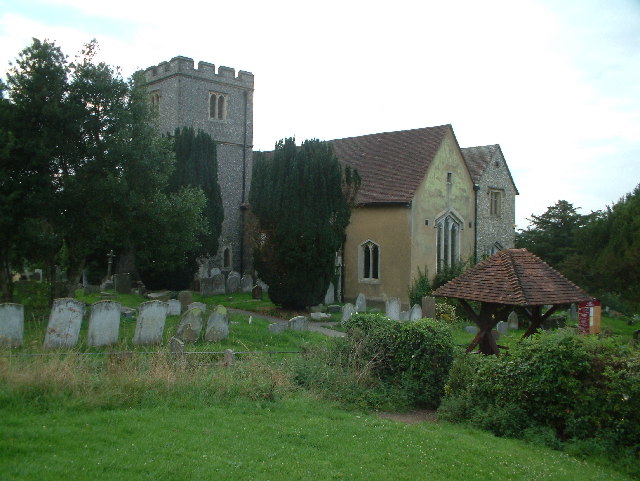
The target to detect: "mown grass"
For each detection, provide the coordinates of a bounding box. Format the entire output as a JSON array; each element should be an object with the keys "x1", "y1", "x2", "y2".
[{"x1": 0, "y1": 353, "x2": 631, "y2": 481}]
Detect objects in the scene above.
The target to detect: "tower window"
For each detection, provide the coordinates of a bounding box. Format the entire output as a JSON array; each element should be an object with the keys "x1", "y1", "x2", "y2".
[
  {"x1": 209, "y1": 92, "x2": 228, "y2": 120},
  {"x1": 222, "y1": 246, "x2": 232, "y2": 269},
  {"x1": 150, "y1": 91, "x2": 160, "y2": 112}
]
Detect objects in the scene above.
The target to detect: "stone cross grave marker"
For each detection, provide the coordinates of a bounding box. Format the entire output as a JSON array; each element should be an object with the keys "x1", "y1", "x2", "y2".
[
  {"x1": 176, "y1": 307, "x2": 204, "y2": 342},
  {"x1": 87, "y1": 300, "x2": 121, "y2": 347},
  {"x1": 133, "y1": 301, "x2": 168, "y2": 345},
  {"x1": 205, "y1": 305, "x2": 229, "y2": 342},
  {"x1": 43, "y1": 298, "x2": 85, "y2": 349},
  {"x1": 0, "y1": 303, "x2": 24, "y2": 348},
  {"x1": 386, "y1": 298, "x2": 401, "y2": 321}
]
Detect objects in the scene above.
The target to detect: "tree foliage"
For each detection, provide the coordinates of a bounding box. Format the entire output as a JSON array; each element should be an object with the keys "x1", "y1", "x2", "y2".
[
  {"x1": 1, "y1": 39, "x2": 209, "y2": 299},
  {"x1": 250, "y1": 138, "x2": 360, "y2": 309}
]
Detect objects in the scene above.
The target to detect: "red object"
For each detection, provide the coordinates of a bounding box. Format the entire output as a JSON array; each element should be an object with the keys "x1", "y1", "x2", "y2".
[{"x1": 578, "y1": 300, "x2": 601, "y2": 334}]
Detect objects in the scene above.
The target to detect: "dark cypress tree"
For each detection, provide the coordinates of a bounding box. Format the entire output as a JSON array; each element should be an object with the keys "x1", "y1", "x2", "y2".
[{"x1": 250, "y1": 138, "x2": 360, "y2": 309}]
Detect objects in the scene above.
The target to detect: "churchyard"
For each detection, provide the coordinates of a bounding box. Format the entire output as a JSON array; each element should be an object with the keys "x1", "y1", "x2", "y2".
[{"x1": 1, "y1": 284, "x2": 638, "y2": 480}]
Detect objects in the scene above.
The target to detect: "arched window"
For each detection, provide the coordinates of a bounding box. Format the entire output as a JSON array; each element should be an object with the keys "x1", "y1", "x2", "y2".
[
  {"x1": 150, "y1": 91, "x2": 160, "y2": 112},
  {"x1": 360, "y1": 240, "x2": 380, "y2": 280},
  {"x1": 222, "y1": 247, "x2": 232, "y2": 270},
  {"x1": 436, "y1": 213, "x2": 462, "y2": 272},
  {"x1": 209, "y1": 92, "x2": 227, "y2": 120}
]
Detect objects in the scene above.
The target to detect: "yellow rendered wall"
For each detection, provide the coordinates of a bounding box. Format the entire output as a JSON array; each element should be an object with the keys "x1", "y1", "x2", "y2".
[
  {"x1": 409, "y1": 131, "x2": 475, "y2": 285},
  {"x1": 343, "y1": 205, "x2": 411, "y2": 305}
]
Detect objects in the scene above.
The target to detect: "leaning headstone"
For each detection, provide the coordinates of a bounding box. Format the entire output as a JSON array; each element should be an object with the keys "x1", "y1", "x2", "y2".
[
  {"x1": 226, "y1": 271, "x2": 241, "y2": 294},
  {"x1": 188, "y1": 302, "x2": 207, "y2": 314},
  {"x1": 0, "y1": 303, "x2": 24, "y2": 348},
  {"x1": 169, "y1": 336, "x2": 185, "y2": 355},
  {"x1": 342, "y1": 303, "x2": 355, "y2": 322},
  {"x1": 205, "y1": 305, "x2": 229, "y2": 342},
  {"x1": 43, "y1": 298, "x2": 85, "y2": 349},
  {"x1": 507, "y1": 311, "x2": 519, "y2": 329},
  {"x1": 113, "y1": 273, "x2": 131, "y2": 294},
  {"x1": 288, "y1": 316, "x2": 308, "y2": 331},
  {"x1": 496, "y1": 321, "x2": 508, "y2": 335},
  {"x1": 421, "y1": 296, "x2": 436, "y2": 319},
  {"x1": 268, "y1": 322, "x2": 287, "y2": 334},
  {"x1": 240, "y1": 274, "x2": 253, "y2": 293},
  {"x1": 167, "y1": 299, "x2": 181, "y2": 316},
  {"x1": 133, "y1": 301, "x2": 168, "y2": 345},
  {"x1": 465, "y1": 325, "x2": 479, "y2": 335},
  {"x1": 324, "y1": 282, "x2": 335, "y2": 305},
  {"x1": 409, "y1": 304, "x2": 423, "y2": 321},
  {"x1": 177, "y1": 291, "x2": 193, "y2": 312},
  {"x1": 355, "y1": 293, "x2": 366, "y2": 312},
  {"x1": 176, "y1": 307, "x2": 203, "y2": 342},
  {"x1": 87, "y1": 300, "x2": 121, "y2": 347},
  {"x1": 251, "y1": 284, "x2": 263, "y2": 300},
  {"x1": 386, "y1": 298, "x2": 401, "y2": 321}
]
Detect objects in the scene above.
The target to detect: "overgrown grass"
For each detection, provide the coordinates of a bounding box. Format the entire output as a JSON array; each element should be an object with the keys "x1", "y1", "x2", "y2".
[{"x1": 0, "y1": 354, "x2": 631, "y2": 481}]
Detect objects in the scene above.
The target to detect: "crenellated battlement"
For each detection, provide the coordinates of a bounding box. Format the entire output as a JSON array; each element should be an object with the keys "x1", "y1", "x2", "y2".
[{"x1": 144, "y1": 56, "x2": 254, "y2": 87}]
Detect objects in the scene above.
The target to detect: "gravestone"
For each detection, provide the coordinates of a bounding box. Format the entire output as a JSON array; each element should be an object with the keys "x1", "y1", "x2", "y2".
[
  {"x1": 268, "y1": 322, "x2": 287, "y2": 334},
  {"x1": 226, "y1": 271, "x2": 241, "y2": 293},
  {"x1": 288, "y1": 316, "x2": 308, "y2": 331},
  {"x1": 177, "y1": 291, "x2": 193, "y2": 312},
  {"x1": 496, "y1": 320, "x2": 508, "y2": 335},
  {"x1": 199, "y1": 278, "x2": 215, "y2": 296},
  {"x1": 176, "y1": 307, "x2": 204, "y2": 342},
  {"x1": 310, "y1": 312, "x2": 331, "y2": 321},
  {"x1": 0, "y1": 303, "x2": 24, "y2": 348},
  {"x1": 205, "y1": 305, "x2": 229, "y2": 342},
  {"x1": 256, "y1": 279, "x2": 269, "y2": 293},
  {"x1": 399, "y1": 310, "x2": 410, "y2": 321},
  {"x1": 188, "y1": 302, "x2": 207, "y2": 314},
  {"x1": 409, "y1": 304, "x2": 423, "y2": 321},
  {"x1": 240, "y1": 274, "x2": 253, "y2": 293},
  {"x1": 211, "y1": 267, "x2": 222, "y2": 277},
  {"x1": 465, "y1": 325, "x2": 479, "y2": 335},
  {"x1": 167, "y1": 299, "x2": 181, "y2": 316},
  {"x1": 113, "y1": 273, "x2": 131, "y2": 294},
  {"x1": 421, "y1": 296, "x2": 436, "y2": 319},
  {"x1": 43, "y1": 298, "x2": 85, "y2": 349},
  {"x1": 386, "y1": 298, "x2": 401, "y2": 321},
  {"x1": 355, "y1": 293, "x2": 366, "y2": 312},
  {"x1": 327, "y1": 304, "x2": 341, "y2": 314},
  {"x1": 169, "y1": 336, "x2": 185, "y2": 355},
  {"x1": 87, "y1": 300, "x2": 121, "y2": 347},
  {"x1": 324, "y1": 282, "x2": 335, "y2": 305},
  {"x1": 507, "y1": 311, "x2": 519, "y2": 329},
  {"x1": 342, "y1": 303, "x2": 355, "y2": 322},
  {"x1": 252, "y1": 284, "x2": 263, "y2": 300},
  {"x1": 133, "y1": 301, "x2": 168, "y2": 345},
  {"x1": 210, "y1": 273, "x2": 226, "y2": 295}
]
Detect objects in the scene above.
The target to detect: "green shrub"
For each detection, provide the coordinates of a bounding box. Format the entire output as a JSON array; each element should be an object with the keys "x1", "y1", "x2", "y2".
[
  {"x1": 341, "y1": 313, "x2": 455, "y2": 408},
  {"x1": 408, "y1": 266, "x2": 431, "y2": 306},
  {"x1": 438, "y1": 329, "x2": 640, "y2": 472}
]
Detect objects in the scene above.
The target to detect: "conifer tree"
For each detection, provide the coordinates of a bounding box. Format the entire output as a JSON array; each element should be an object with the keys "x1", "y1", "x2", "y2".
[{"x1": 250, "y1": 138, "x2": 360, "y2": 309}]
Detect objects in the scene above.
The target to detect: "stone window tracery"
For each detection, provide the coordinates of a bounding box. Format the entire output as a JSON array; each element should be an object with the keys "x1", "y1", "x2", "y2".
[
  {"x1": 436, "y1": 213, "x2": 462, "y2": 272},
  {"x1": 209, "y1": 92, "x2": 228, "y2": 120},
  {"x1": 360, "y1": 240, "x2": 380, "y2": 281}
]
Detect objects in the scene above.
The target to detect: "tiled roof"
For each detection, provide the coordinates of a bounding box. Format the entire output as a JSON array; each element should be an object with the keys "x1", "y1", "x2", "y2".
[
  {"x1": 461, "y1": 144, "x2": 519, "y2": 194},
  {"x1": 330, "y1": 125, "x2": 452, "y2": 204},
  {"x1": 433, "y1": 248, "x2": 591, "y2": 306}
]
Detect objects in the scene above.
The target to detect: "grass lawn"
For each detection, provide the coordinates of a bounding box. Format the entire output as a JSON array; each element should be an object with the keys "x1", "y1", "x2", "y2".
[{"x1": 0, "y1": 396, "x2": 630, "y2": 481}]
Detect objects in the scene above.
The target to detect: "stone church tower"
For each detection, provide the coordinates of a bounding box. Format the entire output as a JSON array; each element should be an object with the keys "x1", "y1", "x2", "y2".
[{"x1": 144, "y1": 56, "x2": 254, "y2": 274}]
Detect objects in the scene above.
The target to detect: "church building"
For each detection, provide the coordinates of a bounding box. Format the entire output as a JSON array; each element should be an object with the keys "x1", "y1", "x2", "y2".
[{"x1": 145, "y1": 56, "x2": 517, "y2": 306}]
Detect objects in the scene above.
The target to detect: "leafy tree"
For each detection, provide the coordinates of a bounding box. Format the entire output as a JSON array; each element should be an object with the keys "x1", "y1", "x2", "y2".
[
  {"x1": 250, "y1": 138, "x2": 360, "y2": 309},
  {"x1": 516, "y1": 200, "x2": 588, "y2": 267},
  {"x1": 1, "y1": 39, "x2": 209, "y2": 298}
]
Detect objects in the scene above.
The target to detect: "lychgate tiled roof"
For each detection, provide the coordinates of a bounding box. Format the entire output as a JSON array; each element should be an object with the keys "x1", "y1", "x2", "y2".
[
  {"x1": 433, "y1": 248, "x2": 591, "y2": 306},
  {"x1": 461, "y1": 144, "x2": 519, "y2": 194},
  {"x1": 330, "y1": 125, "x2": 452, "y2": 204}
]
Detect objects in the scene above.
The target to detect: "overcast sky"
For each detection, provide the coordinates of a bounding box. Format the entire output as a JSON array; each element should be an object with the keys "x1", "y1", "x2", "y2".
[{"x1": 1, "y1": 0, "x2": 638, "y2": 229}]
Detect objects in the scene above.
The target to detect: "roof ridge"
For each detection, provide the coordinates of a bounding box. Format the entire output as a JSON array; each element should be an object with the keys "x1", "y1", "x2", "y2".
[{"x1": 504, "y1": 249, "x2": 527, "y2": 304}]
